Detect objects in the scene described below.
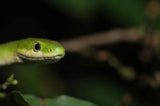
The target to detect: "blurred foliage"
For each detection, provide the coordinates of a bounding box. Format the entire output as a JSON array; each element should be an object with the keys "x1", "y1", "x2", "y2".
[
  {"x1": 8, "y1": 65, "x2": 66, "y2": 97},
  {"x1": 47, "y1": 0, "x2": 146, "y2": 26},
  {"x1": 73, "y1": 77, "x2": 126, "y2": 106}
]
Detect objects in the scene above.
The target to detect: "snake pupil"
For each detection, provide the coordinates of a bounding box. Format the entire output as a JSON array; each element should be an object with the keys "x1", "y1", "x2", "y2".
[{"x1": 34, "y1": 42, "x2": 41, "y2": 51}]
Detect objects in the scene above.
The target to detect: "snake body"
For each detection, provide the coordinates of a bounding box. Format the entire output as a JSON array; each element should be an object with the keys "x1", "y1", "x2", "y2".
[{"x1": 0, "y1": 38, "x2": 65, "y2": 66}]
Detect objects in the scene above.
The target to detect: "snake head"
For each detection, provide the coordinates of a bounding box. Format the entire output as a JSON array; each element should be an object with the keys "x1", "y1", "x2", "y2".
[{"x1": 16, "y1": 38, "x2": 65, "y2": 64}]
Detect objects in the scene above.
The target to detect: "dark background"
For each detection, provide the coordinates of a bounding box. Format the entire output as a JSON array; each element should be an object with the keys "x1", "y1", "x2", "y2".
[{"x1": 0, "y1": 0, "x2": 146, "y2": 41}]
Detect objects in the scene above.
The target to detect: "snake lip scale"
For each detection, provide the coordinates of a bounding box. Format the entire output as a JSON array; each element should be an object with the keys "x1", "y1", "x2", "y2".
[{"x1": 17, "y1": 53, "x2": 64, "y2": 61}]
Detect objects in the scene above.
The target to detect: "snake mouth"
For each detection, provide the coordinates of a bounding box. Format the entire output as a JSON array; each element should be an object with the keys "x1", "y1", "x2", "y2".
[{"x1": 17, "y1": 53, "x2": 64, "y2": 61}]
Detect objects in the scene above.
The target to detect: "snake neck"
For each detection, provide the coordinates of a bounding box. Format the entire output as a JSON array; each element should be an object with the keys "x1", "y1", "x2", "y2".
[
  {"x1": 0, "y1": 41, "x2": 22, "y2": 66},
  {"x1": 0, "y1": 53, "x2": 22, "y2": 66}
]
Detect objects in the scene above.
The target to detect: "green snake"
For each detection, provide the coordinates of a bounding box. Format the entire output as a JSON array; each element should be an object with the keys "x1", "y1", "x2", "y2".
[{"x1": 0, "y1": 38, "x2": 65, "y2": 66}]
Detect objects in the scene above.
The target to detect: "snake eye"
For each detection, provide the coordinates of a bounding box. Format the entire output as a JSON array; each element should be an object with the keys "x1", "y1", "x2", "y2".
[{"x1": 33, "y1": 42, "x2": 41, "y2": 52}]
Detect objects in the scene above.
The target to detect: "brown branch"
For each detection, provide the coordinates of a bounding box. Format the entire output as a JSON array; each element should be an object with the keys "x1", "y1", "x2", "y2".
[
  {"x1": 61, "y1": 28, "x2": 145, "y2": 53},
  {"x1": 61, "y1": 27, "x2": 160, "y2": 63}
]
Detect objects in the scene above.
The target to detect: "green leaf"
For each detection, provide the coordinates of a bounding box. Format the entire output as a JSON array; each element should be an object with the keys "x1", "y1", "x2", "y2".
[
  {"x1": 23, "y1": 95, "x2": 42, "y2": 106},
  {"x1": 45, "y1": 95, "x2": 98, "y2": 106},
  {"x1": 9, "y1": 91, "x2": 29, "y2": 106},
  {"x1": 22, "y1": 94, "x2": 98, "y2": 106},
  {"x1": 7, "y1": 90, "x2": 98, "y2": 105}
]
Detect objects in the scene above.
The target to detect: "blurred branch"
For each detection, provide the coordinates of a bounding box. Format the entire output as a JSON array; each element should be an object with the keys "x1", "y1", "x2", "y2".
[
  {"x1": 117, "y1": 93, "x2": 133, "y2": 106},
  {"x1": 140, "y1": 0, "x2": 160, "y2": 62},
  {"x1": 139, "y1": 71, "x2": 160, "y2": 88},
  {"x1": 95, "y1": 50, "x2": 136, "y2": 81},
  {"x1": 61, "y1": 28, "x2": 145, "y2": 53},
  {"x1": 61, "y1": 27, "x2": 160, "y2": 62}
]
